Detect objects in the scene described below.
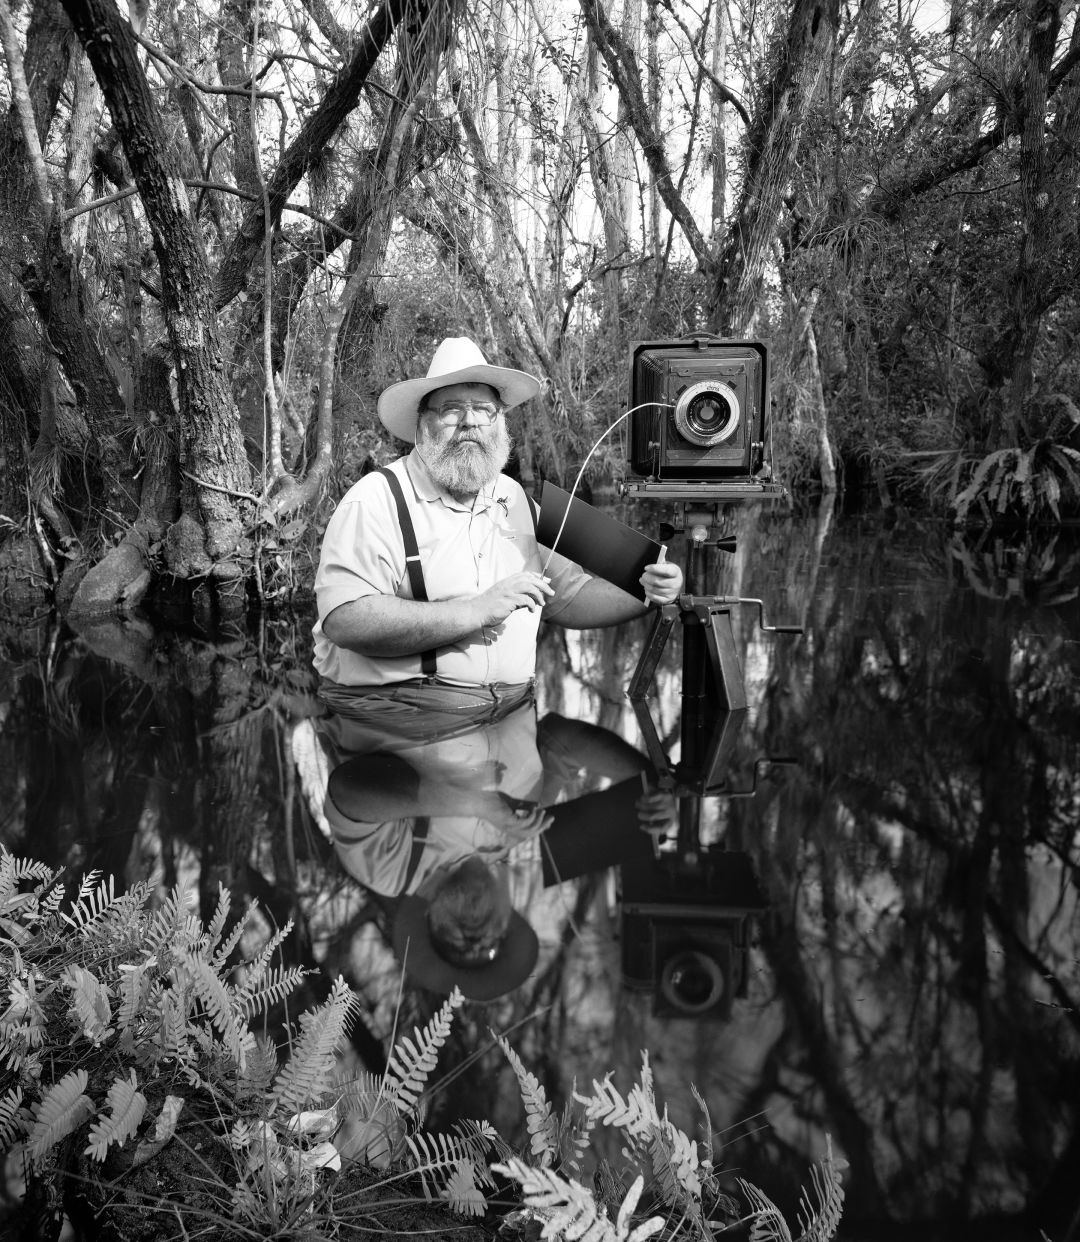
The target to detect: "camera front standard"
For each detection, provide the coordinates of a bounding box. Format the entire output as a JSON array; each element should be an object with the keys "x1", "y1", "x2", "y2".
[{"x1": 623, "y1": 335, "x2": 781, "y2": 501}]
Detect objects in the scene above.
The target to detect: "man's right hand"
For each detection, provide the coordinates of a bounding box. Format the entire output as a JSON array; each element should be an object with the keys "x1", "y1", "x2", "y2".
[{"x1": 472, "y1": 571, "x2": 553, "y2": 626}]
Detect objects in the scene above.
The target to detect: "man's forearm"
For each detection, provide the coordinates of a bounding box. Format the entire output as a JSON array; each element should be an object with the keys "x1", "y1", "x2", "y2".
[
  {"x1": 322, "y1": 595, "x2": 481, "y2": 656},
  {"x1": 550, "y1": 578, "x2": 649, "y2": 629}
]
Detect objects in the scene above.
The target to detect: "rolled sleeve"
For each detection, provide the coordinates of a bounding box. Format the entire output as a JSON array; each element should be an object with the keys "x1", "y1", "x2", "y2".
[
  {"x1": 315, "y1": 474, "x2": 407, "y2": 623},
  {"x1": 539, "y1": 545, "x2": 591, "y2": 620}
]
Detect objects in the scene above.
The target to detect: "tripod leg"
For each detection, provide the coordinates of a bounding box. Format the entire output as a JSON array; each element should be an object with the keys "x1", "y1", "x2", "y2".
[
  {"x1": 704, "y1": 608, "x2": 747, "y2": 711},
  {"x1": 627, "y1": 605, "x2": 678, "y2": 700}
]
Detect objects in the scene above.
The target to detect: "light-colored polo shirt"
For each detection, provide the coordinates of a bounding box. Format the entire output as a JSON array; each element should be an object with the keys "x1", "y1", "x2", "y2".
[{"x1": 312, "y1": 452, "x2": 591, "y2": 687}]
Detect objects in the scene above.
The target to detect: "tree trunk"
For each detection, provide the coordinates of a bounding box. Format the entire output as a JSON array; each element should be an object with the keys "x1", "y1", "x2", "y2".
[
  {"x1": 1000, "y1": 0, "x2": 1061, "y2": 443},
  {"x1": 709, "y1": 0, "x2": 839, "y2": 334},
  {"x1": 60, "y1": 0, "x2": 252, "y2": 583}
]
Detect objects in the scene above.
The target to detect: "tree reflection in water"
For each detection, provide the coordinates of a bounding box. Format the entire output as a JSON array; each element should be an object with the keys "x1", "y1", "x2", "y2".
[{"x1": 0, "y1": 514, "x2": 1077, "y2": 1236}]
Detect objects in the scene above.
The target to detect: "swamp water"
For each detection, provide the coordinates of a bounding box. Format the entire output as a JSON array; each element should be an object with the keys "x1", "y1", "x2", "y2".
[{"x1": 2, "y1": 504, "x2": 1078, "y2": 1239}]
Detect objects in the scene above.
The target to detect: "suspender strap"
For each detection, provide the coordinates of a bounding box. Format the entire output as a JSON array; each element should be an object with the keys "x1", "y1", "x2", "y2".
[
  {"x1": 401, "y1": 817, "x2": 430, "y2": 893},
  {"x1": 378, "y1": 468, "x2": 437, "y2": 677}
]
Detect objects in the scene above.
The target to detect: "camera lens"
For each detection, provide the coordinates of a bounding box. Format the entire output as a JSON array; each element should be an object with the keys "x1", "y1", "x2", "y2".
[
  {"x1": 673, "y1": 381, "x2": 741, "y2": 448},
  {"x1": 659, "y1": 949, "x2": 725, "y2": 1014}
]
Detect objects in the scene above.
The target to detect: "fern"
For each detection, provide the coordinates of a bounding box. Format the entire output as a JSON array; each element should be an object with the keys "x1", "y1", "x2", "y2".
[
  {"x1": 739, "y1": 1178, "x2": 793, "y2": 1242},
  {"x1": 795, "y1": 1136, "x2": 845, "y2": 1242},
  {"x1": 270, "y1": 976, "x2": 359, "y2": 1116},
  {"x1": 383, "y1": 986, "x2": 464, "y2": 1113},
  {"x1": 235, "y1": 918, "x2": 295, "y2": 987},
  {"x1": 182, "y1": 952, "x2": 256, "y2": 1070},
  {"x1": 62, "y1": 964, "x2": 114, "y2": 1045},
  {"x1": 84, "y1": 1070, "x2": 147, "y2": 1162},
  {"x1": 27, "y1": 1070, "x2": 94, "y2": 1167},
  {"x1": 555, "y1": 1084, "x2": 596, "y2": 1176},
  {"x1": 202, "y1": 884, "x2": 233, "y2": 962},
  {"x1": 116, "y1": 961, "x2": 152, "y2": 1034},
  {"x1": 443, "y1": 1160, "x2": 488, "y2": 1216},
  {"x1": 0, "y1": 1086, "x2": 27, "y2": 1149},
  {"x1": 406, "y1": 1128, "x2": 497, "y2": 1204},
  {"x1": 498, "y1": 1035, "x2": 559, "y2": 1166},
  {"x1": 495, "y1": 1157, "x2": 665, "y2": 1242},
  {"x1": 236, "y1": 963, "x2": 308, "y2": 1021}
]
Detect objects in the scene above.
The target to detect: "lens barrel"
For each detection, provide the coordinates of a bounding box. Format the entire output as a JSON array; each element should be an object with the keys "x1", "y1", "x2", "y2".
[
  {"x1": 658, "y1": 949, "x2": 726, "y2": 1014},
  {"x1": 672, "y1": 381, "x2": 741, "y2": 448}
]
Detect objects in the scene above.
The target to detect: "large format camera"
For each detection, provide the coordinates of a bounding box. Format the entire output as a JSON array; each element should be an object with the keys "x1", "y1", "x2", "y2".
[
  {"x1": 619, "y1": 850, "x2": 767, "y2": 1021},
  {"x1": 622, "y1": 336, "x2": 782, "y2": 502}
]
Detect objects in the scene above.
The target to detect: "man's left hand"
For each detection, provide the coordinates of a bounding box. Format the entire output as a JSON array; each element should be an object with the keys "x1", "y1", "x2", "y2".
[{"x1": 640, "y1": 558, "x2": 683, "y2": 606}]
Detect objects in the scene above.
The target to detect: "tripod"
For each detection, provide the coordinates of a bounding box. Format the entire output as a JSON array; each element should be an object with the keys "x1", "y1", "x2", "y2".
[{"x1": 626, "y1": 513, "x2": 801, "y2": 861}]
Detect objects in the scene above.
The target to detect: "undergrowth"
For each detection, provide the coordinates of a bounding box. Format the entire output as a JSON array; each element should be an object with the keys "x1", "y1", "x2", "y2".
[{"x1": 0, "y1": 847, "x2": 845, "y2": 1240}]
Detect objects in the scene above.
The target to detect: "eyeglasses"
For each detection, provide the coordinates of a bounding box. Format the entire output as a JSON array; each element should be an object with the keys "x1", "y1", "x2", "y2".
[{"x1": 423, "y1": 400, "x2": 501, "y2": 425}]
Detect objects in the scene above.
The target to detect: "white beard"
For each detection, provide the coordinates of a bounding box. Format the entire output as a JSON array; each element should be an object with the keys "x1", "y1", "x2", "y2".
[{"x1": 417, "y1": 420, "x2": 512, "y2": 498}]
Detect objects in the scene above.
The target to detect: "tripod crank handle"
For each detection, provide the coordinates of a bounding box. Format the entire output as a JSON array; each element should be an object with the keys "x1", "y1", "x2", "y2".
[{"x1": 704, "y1": 596, "x2": 804, "y2": 634}]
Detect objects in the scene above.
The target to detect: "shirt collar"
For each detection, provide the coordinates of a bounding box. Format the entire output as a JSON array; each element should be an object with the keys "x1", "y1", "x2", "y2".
[{"x1": 406, "y1": 449, "x2": 504, "y2": 514}]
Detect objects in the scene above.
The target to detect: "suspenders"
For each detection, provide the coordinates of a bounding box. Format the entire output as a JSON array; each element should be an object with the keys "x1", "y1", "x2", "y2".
[
  {"x1": 378, "y1": 467, "x2": 438, "y2": 677},
  {"x1": 375, "y1": 463, "x2": 541, "y2": 681}
]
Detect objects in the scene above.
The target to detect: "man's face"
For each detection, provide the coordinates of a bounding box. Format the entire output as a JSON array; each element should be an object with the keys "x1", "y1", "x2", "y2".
[{"x1": 415, "y1": 382, "x2": 511, "y2": 496}]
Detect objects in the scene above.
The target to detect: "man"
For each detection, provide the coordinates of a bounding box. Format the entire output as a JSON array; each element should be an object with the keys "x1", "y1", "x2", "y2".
[{"x1": 313, "y1": 337, "x2": 682, "y2": 713}]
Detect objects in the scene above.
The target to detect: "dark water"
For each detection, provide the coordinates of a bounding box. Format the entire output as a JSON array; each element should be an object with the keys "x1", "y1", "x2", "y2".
[{"x1": 3, "y1": 505, "x2": 1079, "y2": 1239}]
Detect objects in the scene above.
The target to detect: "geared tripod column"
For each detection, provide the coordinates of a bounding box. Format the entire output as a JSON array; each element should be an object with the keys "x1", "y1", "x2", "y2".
[{"x1": 627, "y1": 520, "x2": 802, "y2": 833}]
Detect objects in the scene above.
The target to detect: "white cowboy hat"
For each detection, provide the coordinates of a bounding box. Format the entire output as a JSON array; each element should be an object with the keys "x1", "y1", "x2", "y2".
[{"x1": 377, "y1": 337, "x2": 542, "y2": 443}]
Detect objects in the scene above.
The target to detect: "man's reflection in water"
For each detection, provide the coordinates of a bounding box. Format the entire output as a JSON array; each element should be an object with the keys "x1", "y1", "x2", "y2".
[{"x1": 317, "y1": 692, "x2": 672, "y2": 1001}]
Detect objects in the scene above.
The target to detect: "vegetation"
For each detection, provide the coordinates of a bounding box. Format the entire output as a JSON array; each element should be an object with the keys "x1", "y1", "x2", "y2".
[
  {"x1": 0, "y1": 0, "x2": 1078, "y2": 615},
  {"x1": 0, "y1": 845, "x2": 845, "y2": 1239}
]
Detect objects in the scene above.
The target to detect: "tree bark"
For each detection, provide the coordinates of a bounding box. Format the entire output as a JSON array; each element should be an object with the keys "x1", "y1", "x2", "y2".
[
  {"x1": 709, "y1": 0, "x2": 839, "y2": 333},
  {"x1": 60, "y1": 0, "x2": 252, "y2": 569}
]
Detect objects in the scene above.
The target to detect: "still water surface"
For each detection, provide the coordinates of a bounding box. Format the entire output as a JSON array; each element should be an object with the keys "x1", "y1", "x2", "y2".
[{"x1": 2, "y1": 505, "x2": 1078, "y2": 1239}]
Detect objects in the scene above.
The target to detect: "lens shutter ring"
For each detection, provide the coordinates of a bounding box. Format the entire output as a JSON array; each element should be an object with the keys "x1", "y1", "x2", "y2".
[{"x1": 673, "y1": 380, "x2": 741, "y2": 447}]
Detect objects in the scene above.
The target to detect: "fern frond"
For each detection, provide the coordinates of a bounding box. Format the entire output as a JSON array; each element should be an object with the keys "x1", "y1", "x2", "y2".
[
  {"x1": 647, "y1": 1116, "x2": 703, "y2": 1214},
  {"x1": 202, "y1": 884, "x2": 232, "y2": 961},
  {"x1": 556, "y1": 1088, "x2": 595, "y2": 1175},
  {"x1": 27, "y1": 1070, "x2": 94, "y2": 1167},
  {"x1": 453, "y1": 1117, "x2": 514, "y2": 1164},
  {"x1": 407, "y1": 1129, "x2": 496, "y2": 1202},
  {"x1": 0, "y1": 849, "x2": 54, "y2": 893},
  {"x1": 143, "y1": 880, "x2": 196, "y2": 957},
  {"x1": 157, "y1": 986, "x2": 190, "y2": 1062},
  {"x1": 62, "y1": 965, "x2": 114, "y2": 1045},
  {"x1": 85, "y1": 1070, "x2": 147, "y2": 1162},
  {"x1": 576, "y1": 1073, "x2": 658, "y2": 1145},
  {"x1": 182, "y1": 953, "x2": 252, "y2": 1069},
  {"x1": 691, "y1": 1083, "x2": 715, "y2": 1164},
  {"x1": 738, "y1": 1178, "x2": 793, "y2": 1242},
  {"x1": 443, "y1": 1160, "x2": 488, "y2": 1216},
  {"x1": 495, "y1": 1156, "x2": 619, "y2": 1241},
  {"x1": 62, "y1": 871, "x2": 113, "y2": 933},
  {"x1": 498, "y1": 1035, "x2": 558, "y2": 1166},
  {"x1": 0, "y1": 1086, "x2": 28, "y2": 1151},
  {"x1": 116, "y1": 962, "x2": 153, "y2": 1034},
  {"x1": 270, "y1": 976, "x2": 359, "y2": 1116},
  {"x1": 237, "y1": 964, "x2": 308, "y2": 1021},
  {"x1": 795, "y1": 1136, "x2": 845, "y2": 1242},
  {"x1": 237, "y1": 1036, "x2": 280, "y2": 1099},
  {"x1": 236, "y1": 917, "x2": 295, "y2": 987},
  {"x1": 384, "y1": 986, "x2": 463, "y2": 1114}
]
